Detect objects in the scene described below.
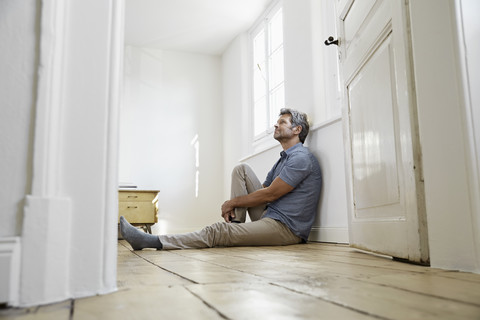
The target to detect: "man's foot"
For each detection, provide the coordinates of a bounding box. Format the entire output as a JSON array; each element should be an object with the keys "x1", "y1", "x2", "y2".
[{"x1": 119, "y1": 216, "x2": 163, "y2": 250}]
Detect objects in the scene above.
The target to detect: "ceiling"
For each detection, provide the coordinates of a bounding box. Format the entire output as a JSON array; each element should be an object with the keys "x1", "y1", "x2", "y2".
[{"x1": 124, "y1": 0, "x2": 272, "y2": 55}]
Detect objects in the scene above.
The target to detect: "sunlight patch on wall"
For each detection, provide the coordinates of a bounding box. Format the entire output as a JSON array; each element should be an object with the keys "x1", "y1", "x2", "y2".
[{"x1": 191, "y1": 134, "x2": 200, "y2": 198}]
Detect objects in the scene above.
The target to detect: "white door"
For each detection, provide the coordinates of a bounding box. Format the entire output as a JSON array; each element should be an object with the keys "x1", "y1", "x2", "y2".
[{"x1": 334, "y1": 0, "x2": 429, "y2": 264}]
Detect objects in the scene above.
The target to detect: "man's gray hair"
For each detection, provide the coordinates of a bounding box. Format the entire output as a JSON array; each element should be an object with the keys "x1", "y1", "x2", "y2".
[{"x1": 279, "y1": 108, "x2": 310, "y2": 143}]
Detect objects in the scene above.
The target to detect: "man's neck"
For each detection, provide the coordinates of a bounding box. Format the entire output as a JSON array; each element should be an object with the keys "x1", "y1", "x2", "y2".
[{"x1": 280, "y1": 138, "x2": 301, "y2": 151}]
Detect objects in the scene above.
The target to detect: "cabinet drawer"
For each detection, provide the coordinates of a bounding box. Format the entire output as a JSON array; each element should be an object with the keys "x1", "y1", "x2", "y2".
[
  {"x1": 119, "y1": 191, "x2": 156, "y2": 202},
  {"x1": 118, "y1": 202, "x2": 156, "y2": 223}
]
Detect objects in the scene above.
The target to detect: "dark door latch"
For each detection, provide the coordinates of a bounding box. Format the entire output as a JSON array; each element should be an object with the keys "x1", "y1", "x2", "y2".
[{"x1": 324, "y1": 36, "x2": 339, "y2": 46}]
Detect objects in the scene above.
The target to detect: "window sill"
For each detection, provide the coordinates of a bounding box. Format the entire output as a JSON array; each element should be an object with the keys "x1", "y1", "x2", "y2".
[{"x1": 240, "y1": 135, "x2": 280, "y2": 162}]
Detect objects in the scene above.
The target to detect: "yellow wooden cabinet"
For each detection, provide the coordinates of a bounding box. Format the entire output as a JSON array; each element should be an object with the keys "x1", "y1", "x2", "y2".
[{"x1": 118, "y1": 190, "x2": 159, "y2": 234}]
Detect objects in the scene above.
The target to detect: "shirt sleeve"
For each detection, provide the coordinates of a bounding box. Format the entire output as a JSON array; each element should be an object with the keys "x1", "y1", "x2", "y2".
[
  {"x1": 278, "y1": 153, "x2": 312, "y2": 188},
  {"x1": 263, "y1": 166, "x2": 275, "y2": 187}
]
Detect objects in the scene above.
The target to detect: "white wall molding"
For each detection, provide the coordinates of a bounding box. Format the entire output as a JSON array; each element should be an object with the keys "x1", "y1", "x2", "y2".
[
  {"x1": 100, "y1": 0, "x2": 125, "y2": 293},
  {"x1": 30, "y1": 0, "x2": 67, "y2": 197},
  {"x1": 310, "y1": 116, "x2": 342, "y2": 133},
  {"x1": 0, "y1": 237, "x2": 21, "y2": 306},
  {"x1": 309, "y1": 227, "x2": 349, "y2": 244}
]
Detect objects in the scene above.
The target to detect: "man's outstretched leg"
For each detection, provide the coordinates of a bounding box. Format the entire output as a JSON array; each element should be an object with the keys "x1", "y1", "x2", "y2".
[
  {"x1": 160, "y1": 218, "x2": 302, "y2": 250},
  {"x1": 120, "y1": 216, "x2": 301, "y2": 251},
  {"x1": 119, "y1": 216, "x2": 163, "y2": 250}
]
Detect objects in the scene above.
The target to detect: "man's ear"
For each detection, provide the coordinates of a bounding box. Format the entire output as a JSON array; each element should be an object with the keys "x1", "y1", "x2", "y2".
[{"x1": 293, "y1": 125, "x2": 302, "y2": 134}]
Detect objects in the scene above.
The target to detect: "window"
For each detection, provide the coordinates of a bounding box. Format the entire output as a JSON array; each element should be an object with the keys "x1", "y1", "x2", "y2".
[{"x1": 251, "y1": 4, "x2": 284, "y2": 139}]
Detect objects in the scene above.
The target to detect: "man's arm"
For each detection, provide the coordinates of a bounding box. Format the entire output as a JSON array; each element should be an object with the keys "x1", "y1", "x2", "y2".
[{"x1": 221, "y1": 177, "x2": 294, "y2": 222}]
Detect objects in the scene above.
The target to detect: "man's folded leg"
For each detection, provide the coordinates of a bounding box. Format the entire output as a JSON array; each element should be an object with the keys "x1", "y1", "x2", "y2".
[{"x1": 230, "y1": 163, "x2": 265, "y2": 223}]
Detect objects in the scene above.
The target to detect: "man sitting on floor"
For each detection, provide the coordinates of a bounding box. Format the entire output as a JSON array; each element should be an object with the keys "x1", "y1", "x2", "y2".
[{"x1": 120, "y1": 108, "x2": 322, "y2": 250}]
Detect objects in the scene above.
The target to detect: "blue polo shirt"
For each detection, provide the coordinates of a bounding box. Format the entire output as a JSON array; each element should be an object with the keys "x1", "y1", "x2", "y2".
[{"x1": 262, "y1": 143, "x2": 322, "y2": 241}]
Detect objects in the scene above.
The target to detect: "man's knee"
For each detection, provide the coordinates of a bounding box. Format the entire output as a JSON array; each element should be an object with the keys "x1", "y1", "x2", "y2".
[
  {"x1": 231, "y1": 163, "x2": 251, "y2": 178},
  {"x1": 202, "y1": 222, "x2": 232, "y2": 247}
]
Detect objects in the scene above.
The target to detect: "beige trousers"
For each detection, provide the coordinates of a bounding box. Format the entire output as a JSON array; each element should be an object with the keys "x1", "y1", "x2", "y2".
[
  {"x1": 159, "y1": 218, "x2": 302, "y2": 250},
  {"x1": 230, "y1": 163, "x2": 266, "y2": 222},
  {"x1": 158, "y1": 164, "x2": 302, "y2": 250}
]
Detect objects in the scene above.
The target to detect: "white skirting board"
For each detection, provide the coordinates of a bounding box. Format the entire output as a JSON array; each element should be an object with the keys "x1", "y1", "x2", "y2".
[
  {"x1": 0, "y1": 237, "x2": 21, "y2": 305},
  {"x1": 308, "y1": 227, "x2": 349, "y2": 244}
]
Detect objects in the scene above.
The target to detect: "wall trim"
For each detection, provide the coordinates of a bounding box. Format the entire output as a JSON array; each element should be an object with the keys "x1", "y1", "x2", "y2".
[
  {"x1": 30, "y1": 0, "x2": 67, "y2": 197},
  {"x1": 100, "y1": 0, "x2": 125, "y2": 294},
  {"x1": 309, "y1": 227, "x2": 349, "y2": 244},
  {"x1": 310, "y1": 115, "x2": 342, "y2": 133},
  {"x1": 0, "y1": 237, "x2": 21, "y2": 306}
]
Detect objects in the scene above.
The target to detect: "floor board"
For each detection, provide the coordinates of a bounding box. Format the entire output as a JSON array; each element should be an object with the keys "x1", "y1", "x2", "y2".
[{"x1": 1, "y1": 241, "x2": 479, "y2": 319}]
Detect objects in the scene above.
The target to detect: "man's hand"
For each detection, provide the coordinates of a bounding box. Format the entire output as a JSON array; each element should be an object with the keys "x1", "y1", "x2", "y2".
[
  {"x1": 220, "y1": 177, "x2": 294, "y2": 223},
  {"x1": 221, "y1": 200, "x2": 236, "y2": 222}
]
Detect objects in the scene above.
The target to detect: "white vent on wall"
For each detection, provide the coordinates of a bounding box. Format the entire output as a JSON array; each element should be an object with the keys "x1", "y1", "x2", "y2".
[{"x1": 0, "y1": 237, "x2": 21, "y2": 306}]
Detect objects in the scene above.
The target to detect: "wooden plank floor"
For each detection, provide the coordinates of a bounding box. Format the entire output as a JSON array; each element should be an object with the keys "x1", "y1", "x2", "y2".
[{"x1": 2, "y1": 241, "x2": 480, "y2": 319}]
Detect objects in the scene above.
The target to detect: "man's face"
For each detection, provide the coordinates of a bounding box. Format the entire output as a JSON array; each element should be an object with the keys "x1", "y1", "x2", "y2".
[{"x1": 274, "y1": 114, "x2": 298, "y2": 142}]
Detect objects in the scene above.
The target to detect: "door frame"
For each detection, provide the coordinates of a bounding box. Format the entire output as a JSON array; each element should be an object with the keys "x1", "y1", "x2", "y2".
[{"x1": 15, "y1": 0, "x2": 125, "y2": 307}]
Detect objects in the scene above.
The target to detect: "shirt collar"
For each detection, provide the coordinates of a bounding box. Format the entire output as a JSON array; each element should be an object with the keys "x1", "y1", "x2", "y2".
[{"x1": 280, "y1": 142, "x2": 303, "y2": 157}]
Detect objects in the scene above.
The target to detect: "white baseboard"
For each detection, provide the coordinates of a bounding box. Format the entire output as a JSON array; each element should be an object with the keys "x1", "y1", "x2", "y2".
[
  {"x1": 0, "y1": 237, "x2": 21, "y2": 306},
  {"x1": 308, "y1": 227, "x2": 349, "y2": 244}
]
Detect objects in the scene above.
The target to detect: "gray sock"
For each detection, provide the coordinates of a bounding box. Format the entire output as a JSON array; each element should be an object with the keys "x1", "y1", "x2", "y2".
[{"x1": 119, "y1": 216, "x2": 163, "y2": 250}]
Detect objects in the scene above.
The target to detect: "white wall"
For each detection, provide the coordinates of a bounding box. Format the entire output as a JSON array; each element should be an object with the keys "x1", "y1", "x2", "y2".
[
  {"x1": 409, "y1": 0, "x2": 480, "y2": 272},
  {"x1": 308, "y1": 121, "x2": 349, "y2": 242},
  {"x1": 0, "y1": 0, "x2": 37, "y2": 238},
  {"x1": 0, "y1": 0, "x2": 38, "y2": 305},
  {"x1": 120, "y1": 47, "x2": 224, "y2": 234},
  {"x1": 456, "y1": 0, "x2": 480, "y2": 272},
  {"x1": 221, "y1": 0, "x2": 349, "y2": 242},
  {"x1": 284, "y1": 0, "x2": 348, "y2": 242},
  {"x1": 283, "y1": 0, "x2": 315, "y2": 118},
  {"x1": 221, "y1": 34, "x2": 252, "y2": 199},
  {"x1": 284, "y1": 0, "x2": 341, "y2": 125}
]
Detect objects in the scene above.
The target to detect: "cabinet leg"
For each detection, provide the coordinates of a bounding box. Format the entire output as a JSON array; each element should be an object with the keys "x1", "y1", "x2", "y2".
[{"x1": 145, "y1": 224, "x2": 152, "y2": 234}]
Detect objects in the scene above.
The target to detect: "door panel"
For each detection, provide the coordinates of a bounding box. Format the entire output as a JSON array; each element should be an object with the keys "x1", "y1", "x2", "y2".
[
  {"x1": 336, "y1": 0, "x2": 429, "y2": 263},
  {"x1": 343, "y1": 0, "x2": 376, "y2": 49},
  {"x1": 348, "y1": 35, "x2": 401, "y2": 214}
]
